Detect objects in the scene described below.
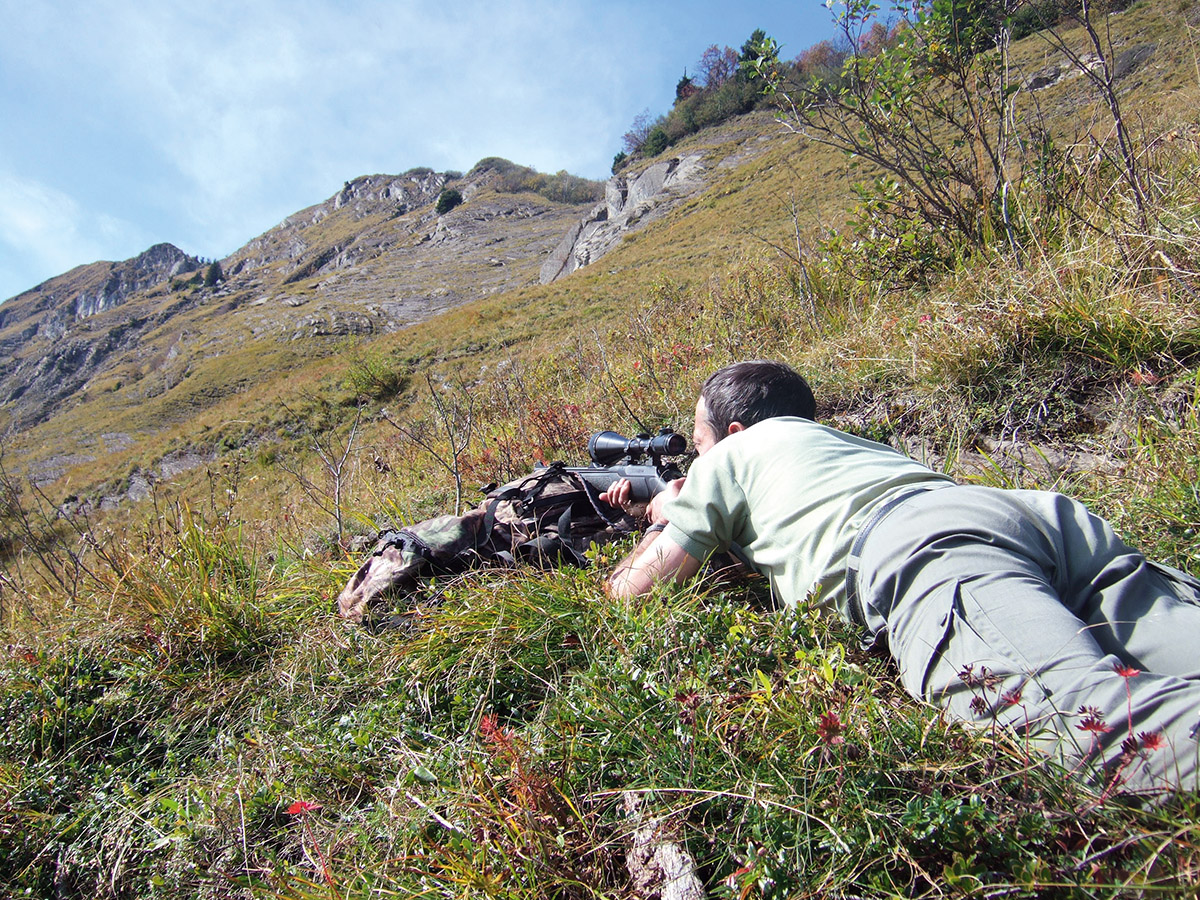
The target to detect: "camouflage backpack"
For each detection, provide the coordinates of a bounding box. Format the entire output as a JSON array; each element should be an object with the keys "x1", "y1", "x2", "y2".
[{"x1": 336, "y1": 464, "x2": 639, "y2": 627}]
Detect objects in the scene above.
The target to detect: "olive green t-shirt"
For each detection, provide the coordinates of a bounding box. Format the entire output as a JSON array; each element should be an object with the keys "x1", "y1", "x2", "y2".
[{"x1": 661, "y1": 417, "x2": 954, "y2": 616}]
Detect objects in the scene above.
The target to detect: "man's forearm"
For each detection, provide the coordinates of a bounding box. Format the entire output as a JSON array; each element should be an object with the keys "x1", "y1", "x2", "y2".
[
  {"x1": 605, "y1": 528, "x2": 701, "y2": 598},
  {"x1": 607, "y1": 529, "x2": 665, "y2": 596}
]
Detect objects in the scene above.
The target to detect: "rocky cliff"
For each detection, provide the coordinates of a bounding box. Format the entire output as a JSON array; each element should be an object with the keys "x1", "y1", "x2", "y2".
[
  {"x1": 0, "y1": 163, "x2": 600, "y2": 432},
  {"x1": 540, "y1": 154, "x2": 708, "y2": 283},
  {"x1": 538, "y1": 123, "x2": 781, "y2": 284},
  {"x1": 0, "y1": 244, "x2": 202, "y2": 425},
  {"x1": 0, "y1": 243, "x2": 199, "y2": 335}
]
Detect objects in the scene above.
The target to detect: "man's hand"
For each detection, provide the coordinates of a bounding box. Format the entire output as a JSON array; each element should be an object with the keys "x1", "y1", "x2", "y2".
[
  {"x1": 645, "y1": 477, "x2": 684, "y2": 525},
  {"x1": 598, "y1": 478, "x2": 641, "y2": 517},
  {"x1": 600, "y1": 476, "x2": 686, "y2": 525}
]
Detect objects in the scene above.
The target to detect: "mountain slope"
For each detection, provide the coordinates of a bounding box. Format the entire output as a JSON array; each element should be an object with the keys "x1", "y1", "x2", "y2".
[
  {"x1": 0, "y1": 165, "x2": 601, "y2": 440},
  {"x1": 4, "y1": 0, "x2": 1197, "y2": 502},
  {"x1": 0, "y1": 116, "x2": 810, "y2": 491}
]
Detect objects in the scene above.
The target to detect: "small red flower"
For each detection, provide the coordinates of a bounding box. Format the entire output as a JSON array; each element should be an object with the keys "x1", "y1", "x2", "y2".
[
  {"x1": 1129, "y1": 370, "x2": 1162, "y2": 386},
  {"x1": 816, "y1": 711, "x2": 845, "y2": 746},
  {"x1": 1114, "y1": 663, "x2": 1140, "y2": 679},
  {"x1": 1077, "y1": 716, "x2": 1111, "y2": 735},
  {"x1": 1001, "y1": 686, "x2": 1023, "y2": 707},
  {"x1": 287, "y1": 800, "x2": 322, "y2": 816},
  {"x1": 1139, "y1": 731, "x2": 1165, "y2": 751},
  {"x1": 979, "y1": 667, "x2": 1001, "y2": 692},
  {"x1": 676, "y1": 690, "x2": 701, "y2": 727}
]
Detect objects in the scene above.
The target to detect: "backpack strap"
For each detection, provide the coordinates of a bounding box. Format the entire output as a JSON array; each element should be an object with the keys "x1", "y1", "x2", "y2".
[
  {"x1": 561, "y1": 469, "x2": 626, "y2": 528},
  {"x1": 480, "y1": 465, "x2": 571, "y2": 536},
  {"x1": 375, "y1": 528, "x2": 434, "y2": 560},
  {"x1": 518, "y1": 531, "x2": 587, "y2": 568}
]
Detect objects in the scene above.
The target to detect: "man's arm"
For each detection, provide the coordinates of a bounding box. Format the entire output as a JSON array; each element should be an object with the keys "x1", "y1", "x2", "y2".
[
  {"x1": 600, "y1": 477, "x2": 702, "y2": 598},
  {"x1": 605, "y1": 530, "x2": 702, "y2": 598}
]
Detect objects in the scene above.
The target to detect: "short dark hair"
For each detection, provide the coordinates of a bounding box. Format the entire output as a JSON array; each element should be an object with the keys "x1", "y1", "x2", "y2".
[{"x1": 700, "y1": 360, "x2": 816, "y2": 436}]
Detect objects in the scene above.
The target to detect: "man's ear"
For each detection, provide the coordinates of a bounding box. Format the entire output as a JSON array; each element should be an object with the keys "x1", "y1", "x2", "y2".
[{"x1": 727, "y1": 421, "x2": 745, "y2": 436}]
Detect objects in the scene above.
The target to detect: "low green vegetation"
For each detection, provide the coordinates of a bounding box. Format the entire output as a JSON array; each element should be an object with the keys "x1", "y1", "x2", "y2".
[
  {"x1": 436, "y1": 189, "x2": 464, "y2": 215},
  {"x1": 3, "y1": 1, "x2": 1200, "y2": 896},
  {"x1": 473, "y1": 157, "x2": 605, "y2": 205},
  {"x1": 2, "y1": 509, "x2": 1199, "y2": 896}
]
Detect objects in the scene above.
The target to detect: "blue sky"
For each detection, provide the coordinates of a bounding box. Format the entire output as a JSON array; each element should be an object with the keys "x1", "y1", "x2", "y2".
[{"x1": 0, "y1": 1, "x2": 837, "y2": 303}]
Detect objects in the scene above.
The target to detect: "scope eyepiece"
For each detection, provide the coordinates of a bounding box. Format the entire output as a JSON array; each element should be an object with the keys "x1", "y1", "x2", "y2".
[{"x1": 588, "y1": 428, "x2": 687, "y2": 465}]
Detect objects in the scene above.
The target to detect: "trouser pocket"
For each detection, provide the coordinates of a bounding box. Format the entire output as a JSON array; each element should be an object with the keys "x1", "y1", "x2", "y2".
[
  {"x1": 893, "y1": 581, "x2": 1039, "y2": 725},
  {"x1": 888, "y1": 582, "x2": 960, "y2": 703}
]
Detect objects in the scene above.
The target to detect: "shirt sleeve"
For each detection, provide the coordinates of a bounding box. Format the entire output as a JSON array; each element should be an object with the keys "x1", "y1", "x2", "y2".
[{"x1": 660, "y1": 445, "x2": 749, "y2": 562}]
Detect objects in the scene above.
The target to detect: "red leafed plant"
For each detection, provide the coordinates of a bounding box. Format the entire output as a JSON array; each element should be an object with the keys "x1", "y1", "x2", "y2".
[
  {"x1": 478, "y1": 712, "x2": 563, "y2": 818},
  {"x1": 817, "y1": 711, "x2": 845, "y2": 746},
  {"x1": 288, "y1": 799, "x2": 335, "y2": 894}
]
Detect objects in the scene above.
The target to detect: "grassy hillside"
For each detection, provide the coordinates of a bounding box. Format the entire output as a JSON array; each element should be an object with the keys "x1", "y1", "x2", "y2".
[
  {"x1": 3, "y1": 1, "x2": 1200, "y2": 896},
  {"x1": 5, "y1": 108, "x2": 854, "y2": 515},
  {"x1": 0, "y1": 165, "x2": 602, "y2": 486}
]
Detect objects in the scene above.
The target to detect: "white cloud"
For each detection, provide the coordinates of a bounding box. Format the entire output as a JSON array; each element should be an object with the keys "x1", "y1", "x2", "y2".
[{"x1": 0, "y1": 171, "x2": 147, "y2": 299}]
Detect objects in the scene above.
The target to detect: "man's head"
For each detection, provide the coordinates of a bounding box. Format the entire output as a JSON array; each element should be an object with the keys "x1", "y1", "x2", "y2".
[{"x1": 693, "y1": 360, "x2": 815, "y2": 454}]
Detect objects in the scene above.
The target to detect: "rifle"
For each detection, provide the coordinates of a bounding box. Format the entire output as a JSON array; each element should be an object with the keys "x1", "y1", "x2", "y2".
[
  {"x1": 536, "y1": 428, "x2": 688, "y2": 508},
  {"x1": 547, "y1": 428, "x2": 751, "y2": 570}
]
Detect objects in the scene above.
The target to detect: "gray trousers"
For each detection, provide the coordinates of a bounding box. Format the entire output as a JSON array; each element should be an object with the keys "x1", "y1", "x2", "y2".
[{"x1": 855, "y1": 485, "x2": 1200, "y2": 794}]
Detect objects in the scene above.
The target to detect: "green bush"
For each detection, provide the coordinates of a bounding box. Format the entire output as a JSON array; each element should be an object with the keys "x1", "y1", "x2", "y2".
[
  {"x1": 642, "y1": 126, "x2": 670, "y2": 157},
  {"x1": 493, "y1": 165, "x2": 604, "y2": 204},
  {"x1": 435, "y1": 188, "x2": 463, "y2": 215}
]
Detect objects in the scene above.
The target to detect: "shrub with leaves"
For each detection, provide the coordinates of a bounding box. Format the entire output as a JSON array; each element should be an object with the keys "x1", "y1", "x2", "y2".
[
  {"x1": 758, "y1": 0, "x2": 1058, "y2": 271},
  {"x1": 435, "y1": 188, "x2": 463, "y2": 215}
]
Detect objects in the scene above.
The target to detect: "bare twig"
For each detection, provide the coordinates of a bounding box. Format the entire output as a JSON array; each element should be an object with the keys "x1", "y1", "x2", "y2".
[
  {"x1": 1034, "y1": 0, "x2": 1152, "y2": 236},
  {"x1": 381, "y1": 373, "x2": 475, "y2": 513},
  {"x1": 277, "y1": 400, "x2": 363, "y2": 547}
]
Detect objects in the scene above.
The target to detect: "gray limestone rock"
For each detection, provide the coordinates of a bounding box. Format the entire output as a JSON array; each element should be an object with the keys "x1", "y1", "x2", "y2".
[{"x1": 540, "y1": 153, "x2": 708, "y2": 284}]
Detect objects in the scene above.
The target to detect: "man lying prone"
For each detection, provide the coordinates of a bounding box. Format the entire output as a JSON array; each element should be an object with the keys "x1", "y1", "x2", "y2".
[{"x1": 601, "y1": 359, "x2": 1200, "y2": 795}]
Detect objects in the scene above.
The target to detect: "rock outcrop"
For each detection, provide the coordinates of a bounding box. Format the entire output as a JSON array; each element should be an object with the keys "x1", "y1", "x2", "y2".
[
  {"x1": 0, "y1": 162, "x2": 600, "y2": 433},
  {"x1": 230, "y1": 171, "x2": 449, "y2": 274},
  {"x1": 0, "y1": 243, "x2": 206, "y2": 426},
  {"x1": 0, "y1": 243, "x2": 199, "y2": 329},
  {"x1": 540, "y1": 154, "x2": 707, "y2": 284},
  {"x1": 72, "y1": 243, "x2": 200, "y2": 318}
]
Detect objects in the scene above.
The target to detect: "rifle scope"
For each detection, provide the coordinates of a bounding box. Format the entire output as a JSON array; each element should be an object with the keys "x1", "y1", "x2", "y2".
[{"x1": 587, "y1": 428, "x2": 687, "y2": 466}]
